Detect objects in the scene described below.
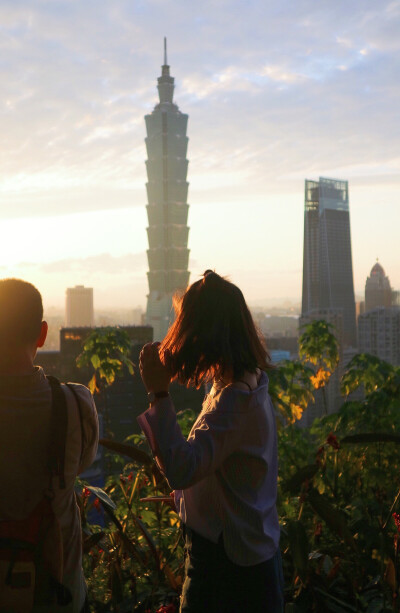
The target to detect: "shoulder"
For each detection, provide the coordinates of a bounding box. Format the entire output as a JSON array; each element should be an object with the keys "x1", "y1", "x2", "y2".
[
  {"x1": 213, "y1": 385, "x2": 254, "y2": 414},
  {"x1": 62, "y1": 382, "x2": 97, "y2": 419},
  {"x1": 62, "y1": 383, "x2": 99, "y2": 456},
  {"x1": 63, "y1": 381, "x2": 93, "y2": 400}
]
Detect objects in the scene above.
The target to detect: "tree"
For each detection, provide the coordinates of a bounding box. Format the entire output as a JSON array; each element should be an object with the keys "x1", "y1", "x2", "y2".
[
  {"x1": 299, "y1": 320, "x2": 339, "y2": 415},
  {"x1": 76, "y1": 327, "x2": 134, "y2": 437}
]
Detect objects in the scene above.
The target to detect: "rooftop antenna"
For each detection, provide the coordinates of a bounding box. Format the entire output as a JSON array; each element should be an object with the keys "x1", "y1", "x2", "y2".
[{"x1": 164, "y1": 36, "x2": 167, "y2": 65}]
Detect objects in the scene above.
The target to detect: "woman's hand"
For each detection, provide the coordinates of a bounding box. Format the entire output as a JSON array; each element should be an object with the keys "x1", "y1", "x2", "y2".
[{"x1": 139, "y1": 342, "x2": 172, "y2": 393}]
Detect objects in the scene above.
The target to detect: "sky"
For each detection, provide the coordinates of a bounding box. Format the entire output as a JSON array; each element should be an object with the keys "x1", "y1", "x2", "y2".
[{"x1": 0, "y1": 0, "x2": 399, "y2": 312}]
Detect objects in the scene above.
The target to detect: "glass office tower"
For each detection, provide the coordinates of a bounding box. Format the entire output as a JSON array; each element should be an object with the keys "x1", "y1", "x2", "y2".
[{"x1": 302, "y1": 177, "x2": 357, "y2": 348}]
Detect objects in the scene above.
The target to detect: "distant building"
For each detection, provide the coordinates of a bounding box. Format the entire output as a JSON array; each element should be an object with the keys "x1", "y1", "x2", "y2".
[
  {"x1": 301, "y1": 178, "x2": 357, "y2": 348},
  {"x1": 393, "y1": 290, "x2": 400, "y2": 307},
  {"x1": 131, "y1": 307, "x2": 144, "y2": 326},
  {"x1": 66, "y1": 285, "x2": 94, "y2": 327},
  {"x1": 356, "y1": 300, "x2": 365, "y2": 320},
  {"x1": 358, "y1": 307, "x2": 400, "y2": 366},
  {"x1": 365, "y1": 261, "x2": 392, "y2": 312},
  {"x1": 267, "y1": 336, "x2": 298, "y2": 359},
  {"x1": 144, "y1": 39, "x2": 190, "y2": 340}
]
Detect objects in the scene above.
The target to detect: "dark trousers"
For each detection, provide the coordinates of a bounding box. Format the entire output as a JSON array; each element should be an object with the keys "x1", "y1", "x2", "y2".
[
  {"x1": 81, "y1": 595, "x2": 90, "y2": 612},
  {"x1": 180, "y1": 527, "x2": 284, "y2": 613}
]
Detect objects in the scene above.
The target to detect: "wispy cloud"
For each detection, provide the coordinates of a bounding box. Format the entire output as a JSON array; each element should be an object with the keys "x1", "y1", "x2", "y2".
[
  {"x1": 0, "y1": 0, "x2": 398, "y2": 220},
  {"x1": 40, "y1": 252, "x2": 147, "y2": 274}
]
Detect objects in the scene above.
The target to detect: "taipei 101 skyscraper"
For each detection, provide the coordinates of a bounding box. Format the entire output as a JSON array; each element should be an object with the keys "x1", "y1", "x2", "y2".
[{"x1": 144, "y1": 39, "x2": 190, "y2": 340}]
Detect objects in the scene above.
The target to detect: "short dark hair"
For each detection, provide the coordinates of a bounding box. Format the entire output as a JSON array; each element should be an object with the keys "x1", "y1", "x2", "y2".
[
  {"x1": 161, "y1": 271, "x2": 271, "y2": 387},
  {"x1": 0, "y1": 278, "x2": 43, "y2": 346}
]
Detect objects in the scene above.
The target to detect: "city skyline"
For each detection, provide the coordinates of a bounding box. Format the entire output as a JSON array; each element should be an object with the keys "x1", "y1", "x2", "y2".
[{"x1": 0, "y1": 1, "x2": 399, "y2": 309}]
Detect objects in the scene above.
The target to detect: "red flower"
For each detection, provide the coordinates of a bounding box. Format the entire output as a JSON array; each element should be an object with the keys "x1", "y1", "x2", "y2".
[
  {"x1": 326, "y1": 432, "x2": 340, "y2": 450},
  {"x1": 316, "y1": 446, "x2": 325, "y2": 466},
  {"x1": 93, "y1": 498, "x2": 101, "y2": 512},
  {"x1": 82, "y1": 487, "x2": 90, "y2": 499},
  {"x1": 393, "y1": 512, "x2": 400, "y2": 533},
  {"x1": 314, "y1": 522, "x2": 323, "y2": 539},
  {"x1": 139, "y1": 476, "x2": 150, "y2": 489},
  {"x1": 127, "y1": 472, "x2": 134, "y2": 481},
  {"x1": 156, "y1": 605, "x2": 176, "y2": 613}
]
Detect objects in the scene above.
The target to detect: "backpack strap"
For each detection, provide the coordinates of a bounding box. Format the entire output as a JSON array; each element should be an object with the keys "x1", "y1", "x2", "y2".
[
  {"x1": 65, "y1": 383, "x2": 85, "y2": 467},
  {"x1": 46, "y1": 376, "x2": 68, "y2": 490}
]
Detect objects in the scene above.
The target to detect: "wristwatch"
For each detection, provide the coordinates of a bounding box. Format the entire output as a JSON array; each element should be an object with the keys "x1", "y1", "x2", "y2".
[{"x1": 148, "y1": 390, "x2": 170, "y2": 404}]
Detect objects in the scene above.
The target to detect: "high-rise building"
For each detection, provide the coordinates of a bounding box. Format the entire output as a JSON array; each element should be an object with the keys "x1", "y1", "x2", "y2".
[
  {"x1": 365, "y1": 261, "x2": 392, "y2": 312},
  {"x1": 393, "y1": 290, "x2": 400, "y2": 307},
  {"x1": 65, "y1": 285, "x2": 94, "y2": 327},
  {"x1": 358, "y1": 307, "x2": 400, "y2": 366},
  {"x1": 144, "y1": 39, "x2": 190, "y2": 340},
  {"x1": 301, "y1": 177, "x2": 357, "y2": 348}
]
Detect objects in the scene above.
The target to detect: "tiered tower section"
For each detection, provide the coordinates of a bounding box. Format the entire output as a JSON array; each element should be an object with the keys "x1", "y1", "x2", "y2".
[{"x1": 145, "y1": 39, "x2": 190, "y2": 340}]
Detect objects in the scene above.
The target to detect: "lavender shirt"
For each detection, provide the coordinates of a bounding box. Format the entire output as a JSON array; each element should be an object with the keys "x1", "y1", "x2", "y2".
[{"x1": 137, "y1": 371, "x2": 280, "y2": 566}]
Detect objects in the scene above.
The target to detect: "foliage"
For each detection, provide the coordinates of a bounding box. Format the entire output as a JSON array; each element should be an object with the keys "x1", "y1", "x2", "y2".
[
  {"x1": 269, "y1": 360, "x2": 315, "y2": 423},
  {"x1": 299, "y1": 320, "x2": 340, "y2": 374},
  {"x1": 279, "y1": 354, "x2": 400, "y2": 612},
  {"x1": 79, "y1": 326, "x2": 400, "y2": 612},
  {"x1": 269, "y1": 320, "x2": 340, "y2": 424},
  {"x1": 76, "y1": 327, "x2": 134, "y2": 394},
  {"x1": 341, "y1": 353, "x2": 398, "y2": 397},
  {"x1": 80, "y1": 412, "x2": 197, "y2": 612},
  {"x1": 298, "y1": 319, "x2": 340, "y2": 415}
]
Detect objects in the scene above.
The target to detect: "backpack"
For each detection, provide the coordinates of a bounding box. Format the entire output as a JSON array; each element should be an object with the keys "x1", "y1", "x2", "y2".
[{"x1": 0, "y1": 376, "x2": 75, "y2": 612}]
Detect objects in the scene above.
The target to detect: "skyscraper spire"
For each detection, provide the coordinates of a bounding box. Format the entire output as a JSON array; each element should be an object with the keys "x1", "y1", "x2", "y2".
[
  {"x1": 158, "y1": 38, "x2": 173, "y2": 103},
  {"x1": 144, "y1": 41, "x2": 190, "y2": 340}
]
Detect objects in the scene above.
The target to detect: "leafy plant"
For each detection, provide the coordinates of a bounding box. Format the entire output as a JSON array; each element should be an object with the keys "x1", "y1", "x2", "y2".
[
  {"x1": 269, "y1": 360, "x2": 315, "y2": 423},
  {"x1": 77, "y1": 323, "x2": 400, "y2": 612},
  {"x1": 76, "y1": 327, "x2": 134, "y2": 394},
  {"x1": 299, "y1": 320, "x2": 339, "y2": 415}
]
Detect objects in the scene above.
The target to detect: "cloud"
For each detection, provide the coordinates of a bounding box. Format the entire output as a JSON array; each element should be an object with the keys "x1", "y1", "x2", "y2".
[
  {"x1": 0, "y1": 0, "x2": 398, "y2": 222},
  {"x1": 40, "y1": 252, "x2": 147, "y2": 274}
]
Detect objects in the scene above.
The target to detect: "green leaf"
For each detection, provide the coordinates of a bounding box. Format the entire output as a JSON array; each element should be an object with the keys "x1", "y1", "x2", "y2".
[
  {"x1": 82, "y1": 531, "x2": 105, "y2": 554},
  {"x1": 99, "y1": 438, "x2": 153, "y2": 466},
  {"x1": 340, "y1": 353, "x2": 395, "y2": 396},
  {"x1": 86, "y1": 486, "x2": 117, "y2": 512},
  {"x1": 287, "y1": 520, "x2": 309, "y2": 581},
  {"x1": 76, "y1": 327, "x2": 134, "y2": 390},
  {"x1": 313, "y1": 587, "x2": 359, "y2": 612},
  {"x1": 341, "y1": 433, "x2": 400, "y2": 444},
  {"x1": 308, "y1": 488, "x2": 356, "y2": 550},
  {"x1": 284, "y1": 464, "x2": 319, "y2": 495},
  {"x1": 88, "y1": 374, "x2": 98, "y2": 394},
  {"x1": 299, "y1": 320, "x2": 339, "y2": 375},
  {"x1": 90, "y1": 354, "x2": 101, "y2": 369}
]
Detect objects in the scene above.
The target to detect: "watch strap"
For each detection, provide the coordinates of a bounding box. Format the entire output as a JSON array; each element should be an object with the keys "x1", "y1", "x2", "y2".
[{"x1": 148, "y1": 390, "x2": 170, "y2": 404}]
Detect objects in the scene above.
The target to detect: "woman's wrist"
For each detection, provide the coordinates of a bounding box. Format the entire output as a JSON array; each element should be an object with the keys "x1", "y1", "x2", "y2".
[{"x1": 147, "y1": 390, "x2": 170, "y2": 404}]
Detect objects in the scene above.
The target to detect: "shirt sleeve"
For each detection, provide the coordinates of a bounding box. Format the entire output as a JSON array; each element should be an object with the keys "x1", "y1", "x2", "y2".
[
  {"x1": 137, "y1": 390, "x2": 253, "y2": 490},
  {"x1": 66, "y1": 384, "x2": 99, "y2": 474}
]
